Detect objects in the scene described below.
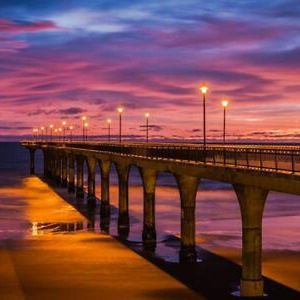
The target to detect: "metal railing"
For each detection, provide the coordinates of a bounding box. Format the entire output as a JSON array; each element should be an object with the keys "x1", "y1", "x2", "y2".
[{"x1": 22, "y1": 141, "x2": 300, "y2": 174}]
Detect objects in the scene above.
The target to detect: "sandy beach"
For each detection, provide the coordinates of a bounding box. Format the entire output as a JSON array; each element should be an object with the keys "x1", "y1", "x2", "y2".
[{"x1": 0, "y1": 175, "x2": 201, "y2": 300}]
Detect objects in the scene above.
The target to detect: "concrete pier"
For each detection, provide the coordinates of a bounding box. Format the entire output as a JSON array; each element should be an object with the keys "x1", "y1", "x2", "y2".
[
  {"x1": 68, "y1": 156, "x2": 75, "y2": 193},
  {"x1": 55, "y1": 154, "x2": 61, "y2": 185},
  {"x1": 76, "y1": 157, "x2": 84, "y2": 198},
  {"x1": 234, "y1": 184, "x2": 268, "y2": 297},
  {"x1": 29, "y1": 148, "x2": 35, "y2": 174},
  {"x1": 177, "y1": 175, "x2": 199, "y2": 263},
  {"x1": 100, "y1": 160, "x2": 111, "y2": 232},
  {"x1": 87, "y1": 158, "x2": 96, "y2": 207},
  {"x1": 116, "y1": 163, "x2": 130, "y2": 237},
  {"x1": 61, "y1": 155, "x2": 68, "y2": 187},
  {"x1": 23, "y1": 141, "x2": 300, "y2": 298},
  {"x1": 140, "y1": 168, "x2": 157, "y2": 245}
]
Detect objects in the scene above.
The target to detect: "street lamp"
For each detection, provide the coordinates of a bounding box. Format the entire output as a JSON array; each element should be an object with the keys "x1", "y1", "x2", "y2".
[
  {"x1": 49, "y1": 124, "x2": 54, "y2": 141},
  {"x1": 62, "y1": 121, "x2": 67, "y2": 141},
  {"x1": 84, "y1": 122, "x2": 88, "y2": 141},
  {"x1": 40, "y1": 127, "x2": 45, "y2": 141},
  {"x1": 58, "y1": 128, "x2": 62, "y2": 142},
  {"x1": 200, "y1": 84, "x2": 208, "y2": 147},
  {"x1": 145, "y1": 113, "x2": 150, "y2": 143},
  {"x1": 107, "y1": 119, "x2": 111, "y2": 142},
  {"x1": 117, "y1": 107, "x2": 123, "y2": 143},
  {"x1": 81, "y1": 116, "x2": 87, "y2": 141},
  {"x1": 54, "y1": 128, "x2": 58, "y2": 140},
  {"x1": 69, "y1": 126, "x2": 73, "y2": 142},
  {"x1": 32, "y1": 128, "x2": 37, "y2": 141},
  {"x1": 221, "y1": 99, "x2": 229, "y2": 144}
]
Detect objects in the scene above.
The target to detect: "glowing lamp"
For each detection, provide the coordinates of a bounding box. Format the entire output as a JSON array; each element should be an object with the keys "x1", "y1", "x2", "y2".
[
  {"x1": 200, "y1": 84, "x2": 208, "y2": 95},
  {"x1": 222, "y1": 100, "x2": 229, "y2": 107}
]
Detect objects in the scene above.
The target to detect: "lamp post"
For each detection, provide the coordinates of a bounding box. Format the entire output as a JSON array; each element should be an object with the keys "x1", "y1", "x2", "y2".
[
  {"x1": 221, "y1": 99, "x2": 229, "y2": 144},
  {"x1": 81, "y1": 116, "x2": 87, "y2": 141},
  {"x1": 107, "y1": 119, "x2": 111, "y2": 142},
  {"x1": 40, "y1": 127, "x2": 45, "y2": 141},
  {"x1": 33, "y1": 129, "x2": 36, "y2": 141},
  {"x1": 200, "y1": 84, "x2": 208, "y2": 147},
  {"x1": 49, "y1": 124, "x2": 53, "y2": 141},
  {"x1": 62, "y1": 121, "x2": 66, "y2": 141},
  {"x1": 54, "y1": 128, "x2": 58, "y2": 140},
  {"x1": 69, "y1": 126, "x2": 73, "y2": 142},
  {"x1": 84, "y1": 122, "x2": 88, "y2": 141},
  {"x1": 117, "y1": 107, "x2": 123, "y2": 143},
  {"x1": 58, "y1": 128, "x2": 62, "y2": 142},
  {"x1": 145, "y1": 113, "x2": 150, "y2": 143}
]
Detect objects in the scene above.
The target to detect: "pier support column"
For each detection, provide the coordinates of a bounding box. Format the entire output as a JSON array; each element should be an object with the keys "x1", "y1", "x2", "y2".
[
  {"x1": 55, "y1": 155, "x2": 62, "y2": 185},
  {"x1": 43, "y1": 149, "x2": 48, "y2": 177},
  {"x1": 140, "y1": 168, "x2": 157, "y2": 245},
  {"x1": 61, "y1": 155, "x2": 68, "y2": 187},
  {"x1": 29, "y1": 148, "x2": 36, "y2": 175},
  {"x1": 68, "y1": 156, "x2": 75, "y2": 193},
  {"x1": 116, "y1": 163, "x2": 130, "y2": 238},
  {"x1": 48, "y1": 150, "x2": 54, "y2": 179},
  {"x1": 177, "y1": 175, "x2": 199, "y2": 263},
  {"x1": 233, "y1": 184, "x2": 268, "y2": 297},
  {"x1": 76, "y1": 157, "x2": 84, "y2": 199},
  {"x1": 100, "y1": 160, "x2": 111, "y2": 232},
  {"x1": 87, "y1": 158, "x2": 96, "y2": 207}
]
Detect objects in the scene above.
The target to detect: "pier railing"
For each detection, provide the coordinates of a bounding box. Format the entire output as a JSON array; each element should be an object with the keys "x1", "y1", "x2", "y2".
[{"x1": 23, "y1": 141, "x2": 300, "y2": 174}]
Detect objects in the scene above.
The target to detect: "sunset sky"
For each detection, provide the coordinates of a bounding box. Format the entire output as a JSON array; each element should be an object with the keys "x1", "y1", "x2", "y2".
[{"x1": 0, "y1": 0, "x2": 300, "y2": 141}]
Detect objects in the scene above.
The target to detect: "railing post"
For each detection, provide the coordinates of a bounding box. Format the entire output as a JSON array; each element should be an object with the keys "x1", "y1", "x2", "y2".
[
  {"x1": 246, "y1": 150, "x2": 249, "y2": 168},
  {"x1": 291, "y1": 151, "x2": 295, "y2": 173},
  {"x1": 259, "y1": 150, "x2": 263, "y2": 169}
]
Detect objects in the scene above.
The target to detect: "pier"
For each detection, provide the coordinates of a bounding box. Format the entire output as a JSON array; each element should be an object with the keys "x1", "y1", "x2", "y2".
[{"x1": 22, "y1": 141, "x2": 300, "y2": 297}]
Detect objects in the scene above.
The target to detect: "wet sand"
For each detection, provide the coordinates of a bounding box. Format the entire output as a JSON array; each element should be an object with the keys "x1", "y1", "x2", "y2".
[{"x1": 0, "y1": 176, "x2": 202, "y2": 300}]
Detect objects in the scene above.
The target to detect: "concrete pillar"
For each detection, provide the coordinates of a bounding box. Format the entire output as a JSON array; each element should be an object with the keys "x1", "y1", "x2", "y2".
[
  {"x1": 140, "y1": 168, "x2": 157, "y2": 245},
  {"x1": 87, "y1": 158, "x2": 97, "y2": 207},
  {"x1": 50, "y1": 152, "x2": 56, "y2": 180},
  {"x1": 233, "y1": 184, "x2": 268, "y2": 297},
  {"x1": 47, "y1": 150, "x2": 54, "y2": 179},
  {"x1": 76, "y1": 157, "x2": 84, "y2": 198},
  {"x1": 116, "y1": 163, "x2": 130, "y2": 238},
  {"x1": 43, "y1": 149, "x2": 48, "y2": 177},
  {"x1": 100, "y1": 160, "x2": 111, "y2": 232},
  {"x1": 68, "y1": 156, "x2": 75, "y2": 193},
  {"x1": 29, "y1": 148, "x2": 35, "y2": 174},
  {"x1": 55, "y1": 155, "x2": 62, "y2": 185},
  {"x1": 176, "y1": 175, "x2": 199, "y2": 263},
  {"x1": 61, "y1": 155, "x2": 68, "y2": 187}
]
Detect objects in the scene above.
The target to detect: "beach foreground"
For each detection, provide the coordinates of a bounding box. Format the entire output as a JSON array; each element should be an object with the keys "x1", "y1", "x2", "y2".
[{"x1": 0, "y1": 176, "x2": 201, "y2": 300}]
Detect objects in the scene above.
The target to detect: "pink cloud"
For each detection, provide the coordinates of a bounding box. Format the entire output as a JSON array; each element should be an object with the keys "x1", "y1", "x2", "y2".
[{"x1": 0, "y1": 19, "x2": 59, "y2": 33}]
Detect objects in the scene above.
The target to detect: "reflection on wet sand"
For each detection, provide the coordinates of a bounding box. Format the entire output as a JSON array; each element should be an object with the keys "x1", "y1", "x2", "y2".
[{"x1": 0, "y1": 176, "x2": 201, "y2": 300}]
